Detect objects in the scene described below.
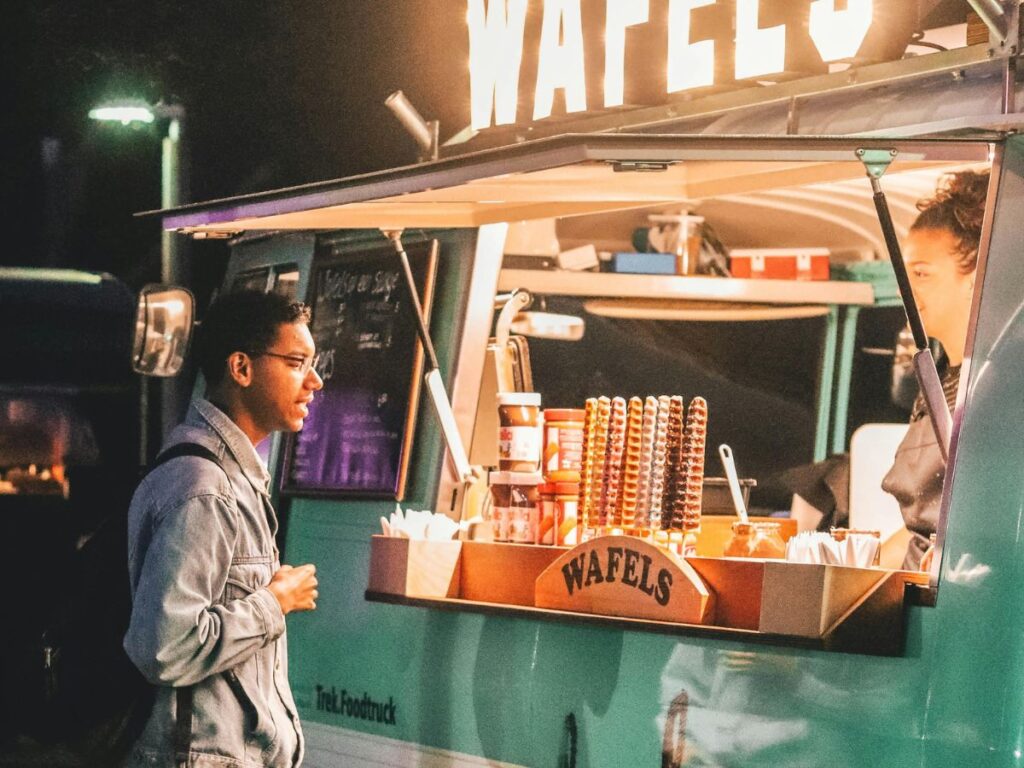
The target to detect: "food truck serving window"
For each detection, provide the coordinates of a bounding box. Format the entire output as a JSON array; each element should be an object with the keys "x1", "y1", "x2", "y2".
[{"x1": 159, "y1": 135, "x2": 1002, "y2": 650}]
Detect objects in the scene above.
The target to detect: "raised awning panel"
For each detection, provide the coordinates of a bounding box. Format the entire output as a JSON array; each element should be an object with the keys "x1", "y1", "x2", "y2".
[{"x1": 152, "y1": 135, "x2": 991, "y2": 237}]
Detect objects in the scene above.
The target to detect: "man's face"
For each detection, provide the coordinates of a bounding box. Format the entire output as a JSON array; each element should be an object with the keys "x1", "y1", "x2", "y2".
[{"x1": 245, "y1": 322, "x2": 324, "y2": 435}]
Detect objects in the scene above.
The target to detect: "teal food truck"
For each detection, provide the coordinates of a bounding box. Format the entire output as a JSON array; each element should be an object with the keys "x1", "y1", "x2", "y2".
[{"x1": 138, "y1": 3, "x2": 1024, "y2": 765}]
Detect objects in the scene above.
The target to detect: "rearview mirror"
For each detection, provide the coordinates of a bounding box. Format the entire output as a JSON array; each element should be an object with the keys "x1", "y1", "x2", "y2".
[{"x1": 132, "y1": 285, "x2": 195, "y2": 377}]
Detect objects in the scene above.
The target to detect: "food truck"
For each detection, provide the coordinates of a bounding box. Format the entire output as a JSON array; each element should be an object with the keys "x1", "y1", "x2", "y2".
[{"x1": 138, "y1": 2, "x2": 1024, "y2": 765}]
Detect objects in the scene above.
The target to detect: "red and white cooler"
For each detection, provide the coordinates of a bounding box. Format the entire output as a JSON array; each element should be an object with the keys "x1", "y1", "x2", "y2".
[{"x1": 729, "y1": 248, "x2": 830, "y2": 281}]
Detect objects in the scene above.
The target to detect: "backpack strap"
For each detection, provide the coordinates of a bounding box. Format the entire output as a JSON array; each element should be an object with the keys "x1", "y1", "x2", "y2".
[
  {"x1": 151, "y1": 442, "x2": 225, "y2": 766},
  {"x1": 152, "y1": 442, "x2": 223, "y2": 474}
]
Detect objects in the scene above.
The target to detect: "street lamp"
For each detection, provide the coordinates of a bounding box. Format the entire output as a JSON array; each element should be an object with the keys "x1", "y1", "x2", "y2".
[
  {"x1": 90, "y1": 99, "x2": 188, "y2": 451},
  {"x1": 88, "y1": 99, "x2": 185, "y2": 285}
]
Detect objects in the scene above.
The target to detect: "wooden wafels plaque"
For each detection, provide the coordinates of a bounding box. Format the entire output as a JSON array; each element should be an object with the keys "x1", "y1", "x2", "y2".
[{"x1": 535, "y1": 536, "x2": 714, "y2": 624}]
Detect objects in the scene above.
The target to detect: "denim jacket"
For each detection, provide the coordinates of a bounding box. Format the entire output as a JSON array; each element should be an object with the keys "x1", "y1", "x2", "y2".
[{"x1": 124, "y1": 398, "x2": 303, "y2": 767}]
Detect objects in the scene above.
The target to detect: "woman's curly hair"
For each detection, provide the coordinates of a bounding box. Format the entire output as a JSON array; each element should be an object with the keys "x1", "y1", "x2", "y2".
[{"x1": 911, "y1": 170, "x2": 990, "y2": 274}]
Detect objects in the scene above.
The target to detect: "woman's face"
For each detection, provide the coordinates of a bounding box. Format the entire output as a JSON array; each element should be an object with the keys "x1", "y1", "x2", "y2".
[{"x1": 903, "y1": 227, "x2": 976, "y2": 357}]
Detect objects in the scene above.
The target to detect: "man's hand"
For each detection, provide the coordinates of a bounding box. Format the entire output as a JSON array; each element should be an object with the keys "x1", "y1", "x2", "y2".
[{"x1": 267, "y1": 564, "x2": 318, "y2": 615}]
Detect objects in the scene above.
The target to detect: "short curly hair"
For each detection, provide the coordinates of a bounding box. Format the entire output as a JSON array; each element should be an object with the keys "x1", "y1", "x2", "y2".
[
  {"x1": 911, "y1": 170, "x2": 990, "y2": 274},
  {"x1": 195, "y1": 290, "x2": 311, "y2": 387}
]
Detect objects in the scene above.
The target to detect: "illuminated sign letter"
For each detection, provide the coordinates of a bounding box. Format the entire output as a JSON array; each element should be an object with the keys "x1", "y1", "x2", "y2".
[
  {"x1": 809, "y1": 0, "x2": 872, "y2": 62},
  {"x1": 534, "y1": 0, "x2": 588, "y2": 120},
  {"x1": 735, "y1": 0, "x2": 785, "y2": 80},
  {"x1": 468, "y1": 0, "x2": 529, "y2": 130},
  {"x1": 667, "y1": 0, "x2": 716, "y2": 93},
  {"x1": 605, "y1": 0, "x2": 649, "y2": 108}
]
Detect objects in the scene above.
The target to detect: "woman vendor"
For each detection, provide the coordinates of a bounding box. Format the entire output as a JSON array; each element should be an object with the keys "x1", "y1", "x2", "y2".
[{"x1": 882, "y1": 169, "x2": 989, "y2": 570}]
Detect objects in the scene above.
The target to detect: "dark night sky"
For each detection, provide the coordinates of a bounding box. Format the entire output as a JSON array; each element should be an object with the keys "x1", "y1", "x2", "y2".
[{"x1": 2, "y1": 1, "x2": 471, "y2": 287}]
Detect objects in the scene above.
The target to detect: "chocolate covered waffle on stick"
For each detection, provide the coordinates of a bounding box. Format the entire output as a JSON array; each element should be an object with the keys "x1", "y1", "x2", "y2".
[{"x1": 575, "y1": 392, "x2": 708, "y2": 546}]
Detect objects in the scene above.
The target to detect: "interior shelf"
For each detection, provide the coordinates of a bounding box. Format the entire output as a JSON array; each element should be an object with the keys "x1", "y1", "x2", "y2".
[{"x1": 498, "y1": 269, "x2": 875, "y2": 306}]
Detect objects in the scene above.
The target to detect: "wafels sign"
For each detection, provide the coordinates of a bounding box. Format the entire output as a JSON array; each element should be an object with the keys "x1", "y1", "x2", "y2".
[
  {"x1": 469, "y1": 0, "x2": 907, "y2": 129},
  {"x1": 534, "y1": 536, "x2": 714, "y2": 623}
]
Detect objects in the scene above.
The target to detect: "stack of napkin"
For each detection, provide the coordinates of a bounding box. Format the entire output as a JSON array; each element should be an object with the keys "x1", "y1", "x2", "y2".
[
  {"x1": 785, "y1": 531, "x2": 880, "y2": 568},
  {"x1": 380, "y1": 505, "x2": 459, "y2": 541}
]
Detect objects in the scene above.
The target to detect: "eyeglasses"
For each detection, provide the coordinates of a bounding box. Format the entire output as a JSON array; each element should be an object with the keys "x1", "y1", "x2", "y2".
[{"x1": 254, "y1": 351, "x2": 321, "y2": 375}]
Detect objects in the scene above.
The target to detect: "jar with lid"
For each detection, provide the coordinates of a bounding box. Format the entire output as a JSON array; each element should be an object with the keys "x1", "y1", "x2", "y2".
[
  {"x1": 723, "y1": 521, "x2": 753, "y2": 557},
  {"x1": 543, "y1": 408, "x2": 585, "y2": 482},
  {"x1": 497, "y1": 392, "x2": 542, "y2": 471},
  {"x1": 749, "y1": 522, "x2": 786, "y2": 559},
  {"x1": 538, "y1": 483, "x2": 556, "y2": 545},
  {"x1": 554, "y1": 481, "x2": 579, "y2": 546},
  {"x1": 490, "y1": 471, "x2": 542, "y2": 544},
  {"x1": 489, "y1": 476, "x2": 511, "y2": 542}
]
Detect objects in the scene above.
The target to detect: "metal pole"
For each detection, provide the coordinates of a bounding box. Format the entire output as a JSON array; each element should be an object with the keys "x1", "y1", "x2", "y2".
[
  {"x1": 160, "y1": 116, "x2": 187, "y2": 442},
  {"x1": 161, "y1": 118, "x2": 181, "y2": 284},
  {"x1": 382, "y1": 229, "x2": 441, "y2": 370},
  {"x1": 869, "y1": 177, "x2": 952, "y2": 461},
  {"x1": 381, "y1": 229, "x2": 471, "y2": 484}
]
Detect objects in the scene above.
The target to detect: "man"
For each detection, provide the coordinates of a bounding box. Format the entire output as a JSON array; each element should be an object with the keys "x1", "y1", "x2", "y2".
[{"x1": 124, "y1": 290, "x2": 322, "y2": 767}]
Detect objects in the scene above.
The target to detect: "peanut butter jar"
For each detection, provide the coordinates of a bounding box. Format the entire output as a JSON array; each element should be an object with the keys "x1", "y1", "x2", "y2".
[{"x1": 543, "y1": 408, "x2": 585, "y2": 482}]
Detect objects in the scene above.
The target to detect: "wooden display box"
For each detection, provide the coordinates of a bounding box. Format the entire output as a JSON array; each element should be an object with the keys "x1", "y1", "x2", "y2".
[
  {"x1": 688, "y1": 556, "x2": 912, "y2": 640},
  {"x1": 367, "y1": 536, "x2": 463, "y2": 599},
  {"x1": 367, "y1": 535, "x2": 564, "y2": 604},
  {"x1": 461, "y1": 541, "x2": 566, "y2": 606},
  {"x1": 368, "y1": 536, "x2": 922, "y2": 655}
]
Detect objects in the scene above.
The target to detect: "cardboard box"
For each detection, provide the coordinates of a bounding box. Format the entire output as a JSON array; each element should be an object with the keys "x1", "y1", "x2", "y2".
[{"x1": 730, "y1": 248, "x2": 830, "y2": 281}]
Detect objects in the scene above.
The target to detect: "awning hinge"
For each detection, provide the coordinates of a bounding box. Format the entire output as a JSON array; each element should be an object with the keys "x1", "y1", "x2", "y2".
[{"x1": 856, "y1": 147, "x2": 898, "y2": 182}]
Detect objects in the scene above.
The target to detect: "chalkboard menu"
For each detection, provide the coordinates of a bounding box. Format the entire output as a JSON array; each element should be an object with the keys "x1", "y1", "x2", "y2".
[{"x1": 280, "y1": 238, "x2": 438, "y2": 499}]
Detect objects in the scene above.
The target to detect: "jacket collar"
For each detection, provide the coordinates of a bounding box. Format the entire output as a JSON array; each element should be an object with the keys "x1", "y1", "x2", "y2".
[{"x1": 189, "y1": 397, "x2": 271, "y2": 490}]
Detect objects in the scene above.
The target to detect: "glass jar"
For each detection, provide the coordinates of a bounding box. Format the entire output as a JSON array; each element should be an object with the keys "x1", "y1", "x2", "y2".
[
  {"x1": 723, "y1": 521, "x2": 753, "y2": 557},
  {"x1": 749, "y1": 522, "x2": 786, "y2": 559},
  {"x1": 554, "y1": 481, "x2": 580, "y2": 546},
  {"x1": 497, "y1": 392, "x2": 542, "y2": 471},
  {"x1": 543, "y1": 408, "x2": 585, "y2": 482},
  {"x1": 538, "y1": 483, "x2": 556, "y2": 545},
  {"x1": 490, "y1": 471, "x2": 542, "y2": 544}
]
